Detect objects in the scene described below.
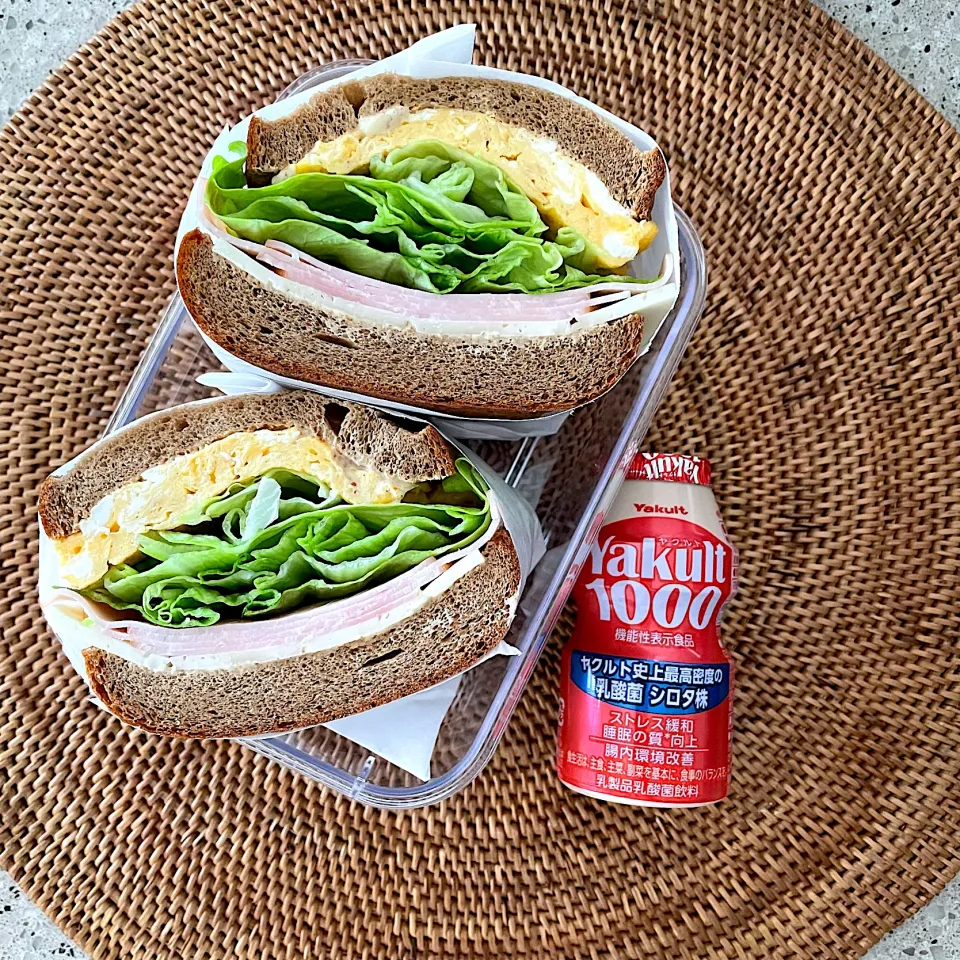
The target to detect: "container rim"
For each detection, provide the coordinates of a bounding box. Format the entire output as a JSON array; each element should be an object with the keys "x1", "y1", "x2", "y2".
[{"x1": 241, "y1": 205, "x2": 707, "y2": 808}]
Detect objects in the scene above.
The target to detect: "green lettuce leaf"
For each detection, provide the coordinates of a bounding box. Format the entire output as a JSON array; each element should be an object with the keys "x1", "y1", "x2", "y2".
[
  {"x1": 80, "y1": 460, "x2": 492, "y2": 628},
  {"x1": 205, "y1": 142, "x2": 655, "y2": 293}
]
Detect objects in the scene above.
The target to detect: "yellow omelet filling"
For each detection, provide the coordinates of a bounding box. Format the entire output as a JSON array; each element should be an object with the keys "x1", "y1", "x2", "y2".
[
  {"x1": 288, "y1": 108, "x2": 658, "y2": 270},
  {"x1": 53, "y1": 429, "x2": 413, "y2": 590}
]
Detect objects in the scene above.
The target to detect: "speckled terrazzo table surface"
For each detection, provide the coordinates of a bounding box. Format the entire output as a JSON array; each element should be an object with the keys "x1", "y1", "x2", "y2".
[{"x1": 0, "y1": 1, "x2": 957, "y2": 958}]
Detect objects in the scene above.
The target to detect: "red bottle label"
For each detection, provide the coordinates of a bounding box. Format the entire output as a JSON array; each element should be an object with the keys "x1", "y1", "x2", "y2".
[{"x1": 557, "y1": 515, "x2": 736, "y2": 805}]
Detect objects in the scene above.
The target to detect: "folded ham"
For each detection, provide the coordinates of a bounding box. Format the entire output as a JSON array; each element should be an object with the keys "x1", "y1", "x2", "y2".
[{"x1": 195, "y1": 197, "x2": 674, "y2": 326}]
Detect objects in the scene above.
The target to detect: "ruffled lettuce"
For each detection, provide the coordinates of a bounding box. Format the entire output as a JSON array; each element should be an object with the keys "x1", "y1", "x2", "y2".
[
  {"x1": 205, "y1": 141, "x2": 652, "y2": 293},
  {"x1": 81, "y1": 460, "x2": 491, "y2": 629}
]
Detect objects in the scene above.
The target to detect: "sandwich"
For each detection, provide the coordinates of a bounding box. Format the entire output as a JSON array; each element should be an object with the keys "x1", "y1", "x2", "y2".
[
  {"x1": 38, "y1": 391, "x2": 522, "y2": 738},
  {"x1": 177, "y1": 73, "x2": 678, "y2": 418}
]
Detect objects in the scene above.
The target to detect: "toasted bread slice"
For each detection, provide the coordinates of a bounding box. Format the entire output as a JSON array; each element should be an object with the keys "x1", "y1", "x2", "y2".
[
  {"x1": 177, "y1": 230, "x2": 646, "y2": 418},
  {"x1": 39, "y1": 390, "x2": 455, "y2": 541},
  {"x1": 79, "y1": 528, "x2": 520, "y2": 738},
  {"x1": 246, "y1": 73, "x2": 665, "y2": 220}
]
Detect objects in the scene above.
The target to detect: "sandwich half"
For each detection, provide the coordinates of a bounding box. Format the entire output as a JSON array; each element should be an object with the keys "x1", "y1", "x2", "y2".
[
  {"x1": 38, "y1": 391, "x2": 521, "y2": 738},
  {"x1": 177, "y1": 73, "x2": 677, "y2": 418}
]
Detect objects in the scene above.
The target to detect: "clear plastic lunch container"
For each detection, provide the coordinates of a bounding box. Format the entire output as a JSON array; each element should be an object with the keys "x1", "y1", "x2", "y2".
[{"x1": 103, "y1": 61, "x2": 707, "y2": 809}]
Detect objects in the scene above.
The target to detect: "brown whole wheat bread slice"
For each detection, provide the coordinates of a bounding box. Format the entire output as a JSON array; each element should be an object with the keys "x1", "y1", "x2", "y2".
[
  {"x1": 177, "y1": 230, "x2": 646, "y2": 418},
  {"x1": 80, "y1": 528, "x2": 520, "y2": 738},
  {"x1": 39, "y1": 390, "x2": 455, "y2": 540},
  {"x1": 245, "y1": 80, "x2": 365, "y2": 187},
  {"x1": 246, "y1": 74, "x2": 665, "y2": 219}
]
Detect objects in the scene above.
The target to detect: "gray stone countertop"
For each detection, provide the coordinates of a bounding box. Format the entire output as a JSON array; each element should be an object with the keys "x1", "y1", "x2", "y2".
[{"x1": 0, "y1": 0, "x2": 957, "y2": 958}]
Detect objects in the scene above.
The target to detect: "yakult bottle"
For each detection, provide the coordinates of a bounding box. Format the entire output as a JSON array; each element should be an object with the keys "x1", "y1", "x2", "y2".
[{"x1": 557, "y1": 453, "x2": 738, "y2": 806}]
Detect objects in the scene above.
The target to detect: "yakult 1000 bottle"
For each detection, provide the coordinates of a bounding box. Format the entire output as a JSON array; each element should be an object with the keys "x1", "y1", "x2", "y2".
[{"x1": 557, "y1": 453, "x2": 739, "y2": 806}]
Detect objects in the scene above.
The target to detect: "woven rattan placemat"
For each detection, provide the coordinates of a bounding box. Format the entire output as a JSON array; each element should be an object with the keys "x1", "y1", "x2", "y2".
[{"x1": 1, "y1": 1, "x2": 959, "y2": 957}]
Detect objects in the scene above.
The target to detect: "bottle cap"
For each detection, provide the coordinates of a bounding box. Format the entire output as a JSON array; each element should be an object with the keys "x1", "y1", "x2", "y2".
[{"x1": 627, "y1": 452, "x2": 712, "y2": 486}]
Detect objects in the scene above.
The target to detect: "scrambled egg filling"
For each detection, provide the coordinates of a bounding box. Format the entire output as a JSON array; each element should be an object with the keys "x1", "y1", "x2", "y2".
[
  {"x1": 53, "y1": 429, "x2": 413, "y2": 590},
  {"x1": 288, "y1": 108, "x2": 657, "y2": 270}
]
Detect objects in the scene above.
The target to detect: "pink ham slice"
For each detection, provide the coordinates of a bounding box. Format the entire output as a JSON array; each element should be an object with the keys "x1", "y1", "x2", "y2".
[{"x1": 49, "y1": 557, "x2": 448, "y2": 658}]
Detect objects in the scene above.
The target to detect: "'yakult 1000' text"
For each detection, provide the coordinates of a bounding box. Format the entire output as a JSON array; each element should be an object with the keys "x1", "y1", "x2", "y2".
[{"x1": 557, "y1": 453, "x2": 738, "y2": 806}]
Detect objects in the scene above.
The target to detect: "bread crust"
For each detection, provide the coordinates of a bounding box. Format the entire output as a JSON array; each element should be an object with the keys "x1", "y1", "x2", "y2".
[
  {"x1": 177, "y1": 230, "x2": 646, "y2": 419},
  {"x1": 245, "y1": 74, "x2": 665, "y2": 219},
  {"x1": 39, "y1": 389, "x2": 455, "y2": 540},
  {"x1": 246, "y1": 81, "x2": 362, "y2": 187},
  {"x1": 81, "y1": 528, "x2": 521, "y2": 738}
]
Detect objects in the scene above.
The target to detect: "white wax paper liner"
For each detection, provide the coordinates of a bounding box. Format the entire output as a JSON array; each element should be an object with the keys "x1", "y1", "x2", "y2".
[
  {"x1": 195, "y1": 345, "x2": 574, "y2": 441},
  {"x1": 37, "y1": 389, "x2": 546, "y2": 780},
  {"x1": 175, "y1": 25, "x2": 681, "y2": 440}
]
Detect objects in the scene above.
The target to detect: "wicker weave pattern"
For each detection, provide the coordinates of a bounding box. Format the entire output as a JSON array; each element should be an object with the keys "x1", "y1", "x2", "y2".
[{"x1": 1, "y1": 1, "x2": 959, "y2": 957}]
